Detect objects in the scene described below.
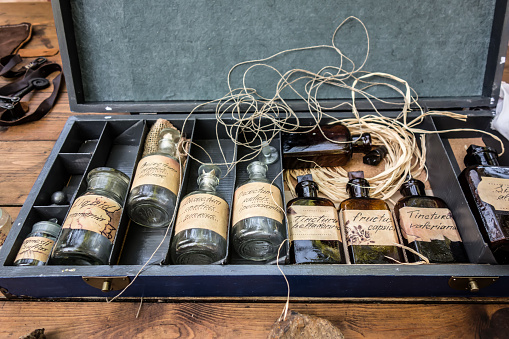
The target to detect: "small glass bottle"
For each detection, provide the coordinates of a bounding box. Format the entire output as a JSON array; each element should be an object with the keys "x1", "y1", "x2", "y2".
[
  {"x1": 0, "y1": 207, "x2": 13, "y2": 250},
  {"x1": 14, "y1": 218, "x2": 61, "y2": 266},
  {"x1": 51, "y1": 167, "x2": 129, "y2": 265},
  {"x1": 231, "y1": 161, "x2": 285, "y2": 261},
  {"x1": 287, "y1": 174, "x2": 344, "y2": 264},
  {"x1": 171, "y1": 164, "x2": 229, "y2": 265},
  {"x1": 339, "y1": 171, "x2": 402, "y2": 264},
  {"x1": 394, "y1": 177, "x2": 467, "y2": 263},
  {"x1": 127, "y1": 128, "x2": 181, "y2": 228},
  {"x1": 459, "y1": 145, "x2": 509, "y2": 263}
]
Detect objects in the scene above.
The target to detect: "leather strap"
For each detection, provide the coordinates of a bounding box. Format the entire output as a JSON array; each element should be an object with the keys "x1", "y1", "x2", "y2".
[{"x1": 0, "y1": 54, "x2": 24, "y2": 77}]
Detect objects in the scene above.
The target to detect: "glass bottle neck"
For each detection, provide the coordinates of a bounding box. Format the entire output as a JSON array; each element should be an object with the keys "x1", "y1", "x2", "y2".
[
  {"x1": 400, "y1": 179, "x2": 426, "y2": 197},
  {"x1": 464, "y1": 145, "x2": 500, "y2": 167},
  {"x1": 347, "y1": 178, "x2": 370, "y2": 198},
  {"x1": 296, "y1": 182, "x2": 318, "y2": 198}
]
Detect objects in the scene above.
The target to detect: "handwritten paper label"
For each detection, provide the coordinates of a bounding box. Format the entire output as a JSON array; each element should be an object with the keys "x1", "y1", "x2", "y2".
[
  {"x1": 15, "y1": 236, "x2": 55, "y2": 262},
  {"x1": 342, "y1": 210, "x2": 398, "y2": 246},
  {"x1": 288, "y1": 205, "x2": 341, "y2": 241},
  {"x1": 232, "y1": 182, "x2": 284, "y2": 226},
  {"x1": 478, "y1": 177, "x2": 509, "y2": 212},
  {"x1": 398, "y1": 207, "x2": 461, "y2": 242},
  {"x1": 175, "y1": 194, "x2": 229, "y2": 237},
  {"x1": 63, "y1": 194, "x2": 122, "y2": 243},
  {"x1": 131, "y1": 155, "x2": 180, "y2": 195}
]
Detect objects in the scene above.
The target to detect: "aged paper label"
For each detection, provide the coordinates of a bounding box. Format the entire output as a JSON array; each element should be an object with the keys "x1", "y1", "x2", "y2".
[
  {"x1": 174, "y1": 194, "x2": 229, "y2": 237},
  {"x1": 63, "y1": 194, "x2": 122, "y2": 243},
  {"x1": 131, "y1": 155, "x2": 180, "y2": 195},
  {"x1": 342, "y1": 210, "x2": 398, "y2": 246},
  {"x1": 232, "y1": 182, "x2": 284, "y2": 226},
  {"x1": 398, "y1": 207, "x2": 461, "y2": 242},
  {"x1": 14, "y1": 236, "x2": 55, "y2": 262},
  {"x1": 478, "y1": 177, "x2": 509, "y2": 212},
  {"x1": 287, "y1": 205, "x2": 341, "y2": 241}
]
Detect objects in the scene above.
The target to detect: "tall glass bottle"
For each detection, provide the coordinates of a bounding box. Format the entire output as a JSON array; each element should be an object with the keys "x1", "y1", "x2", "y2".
[
  {"x1": 459, "y1": 145, "x2": 509, "y2": 263},
  {"x1": 171, "y1": 164, "x2": 229, "y2": 265},
  {"x1": 339, "y1": 171, "x2": 402, "y2": 264},
  {"x1": 287, "y1": 174, "x2": 344, "y2": 264},
  {"x1": 231, "y1": 161, "x2": 285, "y2": 261},
  {"x1": 127, "y1": 128, "x2": 181, "y2": 228},
  {"x1": 394, "y1": 177, "x2": 467, "y2": 263},
  {"x1": 51, "y1": 167, "x2": 129, "y2": 265}
]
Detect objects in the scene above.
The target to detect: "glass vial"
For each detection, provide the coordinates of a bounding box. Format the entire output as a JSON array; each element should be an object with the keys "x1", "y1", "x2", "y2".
[
  {"x1": 231, "y1": 161, "x2": 285, "y2": 261},
  {"x1": 51, "y1": 167, "x2": 129, "y2": 265},
  {"x1": 394, "y1": 177, "x2": 467, "y2": 263},
  {"x1": 287, "y1": 174, "x2": 344, "y2": 264},
  {"x1": 171, "y1": 164, "x2": 229, "y2": 264},
  {"x1": 0, "y1": 207, "x2": 13, "y2": 250},
  {"x1": 14, "y1": 218, "x2": 61, "y2": 266},
  {"x1": 459, "y1": 145, "x2": 509, "y2": 263},
  {"x1": 127, "y1": 128, "x2": 181, "y2": 228},
  {"x1": 339, "y1": 171, "x2": 402, "y2": 264}
]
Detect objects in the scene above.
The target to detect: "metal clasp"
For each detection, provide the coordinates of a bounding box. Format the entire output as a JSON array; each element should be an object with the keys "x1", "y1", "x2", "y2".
[
  {"x1": 82, "y1": 276, "x2": 130, "y2": 292},
  {"x1": 449, "y1": 276, "x2": 499, "y2": 292},
  {"x1": 24, "y1": 57, "x2": 47, "y2": 70}
]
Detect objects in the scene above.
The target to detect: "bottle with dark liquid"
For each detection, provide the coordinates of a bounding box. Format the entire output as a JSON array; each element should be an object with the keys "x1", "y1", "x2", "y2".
[
  {"x1": 171, "y1": 164, "x2": 229, "y2": 265},
  {"x1": 287, "y1": 174, "x2": 344, "y2": 264},
  {"x1": 459, "y1": 145, "x2": 509, "y2": 263},
  {"x1": 282, "y1": 123, "x2": 371, "y2": 169},
  {"x1": 394, "y1": 177, "x2": 467, "y2": 263},
  {"x1": 231, "y1": 161, "x2": 285, "y2": 261},
  {"x1": 339, "y1": 171, "x2": 402, "y2": 264}
]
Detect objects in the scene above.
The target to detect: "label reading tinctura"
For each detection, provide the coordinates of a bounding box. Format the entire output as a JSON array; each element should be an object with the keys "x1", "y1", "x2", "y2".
[
  {"x1": 398, "y1": 207, "x2": 461, "y2": 242},
  {"x1": 15, "y1": 236, "x2": 55, "y2": 262},
  {"x1": 175, "y1": 194, "x2": 229, "y2": 238},
  {"x1": 288, "y1": 205, "x2": 341, "y2": 241},
  {"x1": 342, "y1": 210, "x2": 398, "y2": 246},
  {"x1": 478, "y1": 177, "x2": 509, "y2": 212},
  {"x1": 232, "y1": 182, "x2": 284, "y2": 226},
  {"x1": 62, "y1": 194, "x2": 122, "y2": 243},
  {"x1": 131, "y1": 155, "x2": 180, "y2": 195}
]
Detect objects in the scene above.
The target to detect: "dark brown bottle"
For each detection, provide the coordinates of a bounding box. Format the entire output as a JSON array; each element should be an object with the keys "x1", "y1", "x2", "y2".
[
  {"x1": 394, "y1": 177, "x2": 468, "y2": 263},
  {"x1": 459, "y1": 145, "x2": 509, "y2": 263},
  {"x1": 339, "y1": 171, "x2": 402, "y2": 264},
  {"x1": 287, "y1": 174, "x2": 344, "y2": 264},
  {"x1": 282, "y1": 124, "x2": 371, "y2": 169}
]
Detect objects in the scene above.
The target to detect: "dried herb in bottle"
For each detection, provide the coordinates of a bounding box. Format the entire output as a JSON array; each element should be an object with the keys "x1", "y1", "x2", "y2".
[
  {"x1": 287, "y1": 174, "x2": 344, "y2": 264},
  {"x1": 171, "y1": 164, "x2": 229, "y2": 265},
  {"x1": 394, "y1": 177, "x2": 467, "y2": 263},
  {"x1": 339, "y1": 171, "x2": 402, "y2": 264},
  {"x1": 14, "y1": 218, "x2": 61, "y2": 266},
  {"x1": 459, "y1": 145, "x2": 509, "y2": 263},
  {"x1": 231, "y1": 161, "x2": 285, "y2": 261},
  {"x1": 51, "y1": 167, "x2": 129, "y2": 265}
]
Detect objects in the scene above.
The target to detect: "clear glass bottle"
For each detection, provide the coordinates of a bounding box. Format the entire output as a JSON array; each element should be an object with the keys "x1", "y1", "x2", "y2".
[
  {"x1": 231, "y1": 161, "x2": 285, "y2": 261},
  {"x1": 14, "y1": 218, "x2": 61, "y2": 266},
  {"x1": 339, "y1": 171, "x2": 402, "y2": 264},
  {"x1": 0, "y1": 207, "x2": 13, "y2": 250},
  {"x1": 394, "y1": 177, "x2": 467, "y2": 263},
  {"x1": 51, "y1": 167, "x2": 129, "y2": 265},
  {"x1": 459, "y1": 145, "x2": 509, "y2": 263},
  {"x1": 287, "y1": 174, "x2": 344, "y2": 264},
  {"x1": 127, "y1": 128, "x2": 181, "y2": 228},
  {"x1": 171, "y1": 164, "x2": 229, "y2": 265}
]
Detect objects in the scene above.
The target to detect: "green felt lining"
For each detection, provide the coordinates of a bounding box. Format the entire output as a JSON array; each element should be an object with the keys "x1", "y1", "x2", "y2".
[{"x1": 70, "y1": 0, "x2": 496, "y2": 103}]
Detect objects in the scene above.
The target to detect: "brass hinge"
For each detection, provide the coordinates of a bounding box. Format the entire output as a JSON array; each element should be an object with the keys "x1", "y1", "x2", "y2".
[
  {"x1": 82, "y1": 276, "x2": 130, "y2": 292},
  {"x1": 449, "y1": 276, "x2": 499, "y2": 292}
]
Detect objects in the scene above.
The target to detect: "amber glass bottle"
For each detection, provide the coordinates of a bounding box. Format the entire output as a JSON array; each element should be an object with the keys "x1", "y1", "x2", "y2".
[
  {"x1": 287, "y1": 174, "x2": 344, "y2": 264},
  {"x1": 394, "y1": 178, "x2": 467, "y2": 263},
  {"x1": 339, "y1": 172, "x2": 402, "y2": 264},
  {"x1": 459, "y1": 145, "x2": 509, "y2": 263}
]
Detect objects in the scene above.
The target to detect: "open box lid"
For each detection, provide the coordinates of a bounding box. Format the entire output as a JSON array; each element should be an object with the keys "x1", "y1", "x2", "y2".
[{"x1": 52, "y1": 0, "x2": 509, "y2": 113}]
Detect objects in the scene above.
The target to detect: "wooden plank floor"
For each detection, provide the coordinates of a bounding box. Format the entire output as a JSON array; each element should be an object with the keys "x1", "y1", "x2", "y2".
[{"x1": 1, "y1": 3, "x2": 509, "y2": 338}]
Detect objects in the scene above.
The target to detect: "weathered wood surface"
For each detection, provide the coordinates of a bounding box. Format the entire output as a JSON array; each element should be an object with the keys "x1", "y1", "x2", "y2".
[{"x1": 1, "y1": 3, "x2": 509, "y2": 339}]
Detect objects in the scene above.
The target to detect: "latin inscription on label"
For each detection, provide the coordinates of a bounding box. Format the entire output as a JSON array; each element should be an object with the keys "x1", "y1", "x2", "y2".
[
  {"x1": 15, "y1": 236, "x2": 55, "y2": 262},
  {"x1": 288, "y1": 205, "x2": 341, "y2": 241},
  {"x1": 398, "y1": 207, "x2": 461, "y2": 242},
  {"x1": 63, "y1": 194, "x2": 122, "y2": 243},
  {"x1": 342, "y1": 209, "x2": 398, "y2": 246},
  {"x1": 131, "y1": 155, "x2": 180, "y2": 195},
  {"x1": 478, "y1": 177, "x2": 509, "y2": 212},
  {"x1": 175, "y1": 194, "x2": 229, "y2": 238},
  {"x1": 232, "y1": 182, "x2": 284, "y2": 226}
]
